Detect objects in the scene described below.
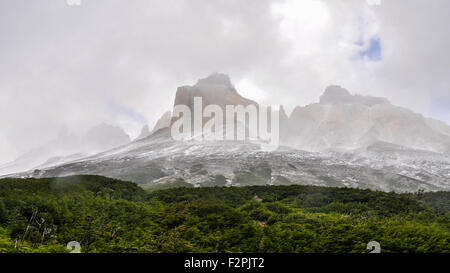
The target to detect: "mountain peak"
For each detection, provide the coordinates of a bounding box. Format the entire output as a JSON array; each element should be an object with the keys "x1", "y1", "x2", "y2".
[
  {"x1": 151, "y1": 111, "x2": 172, "y2": 135},
  {"x1": 195, "y1": 73, "x2": 234, "y2": 90},
  {"x1": 325, "y1": 85, "x2": 351, "y2": 94},
  {"x1": 173, "y1": 73, "x2": 255, "y2": 108},
  {"x1": 320, "y1": 85, "x2": 352, "y2": 104},
  {"x1": 135, "y1": 125, "x2": 150, "y2": 141},
  {"x1": 320, "y1": 85, "x2": 389, "y2": 106}
]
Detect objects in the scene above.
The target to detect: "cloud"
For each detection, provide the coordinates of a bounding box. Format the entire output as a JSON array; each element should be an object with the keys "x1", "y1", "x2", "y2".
[{"x1": 0, "y1": 0, "x2": 449, "y2": 163}]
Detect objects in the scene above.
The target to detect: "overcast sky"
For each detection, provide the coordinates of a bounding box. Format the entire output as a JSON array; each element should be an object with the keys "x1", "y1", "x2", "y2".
[{"x1": 0, "y1": 0, "x2": 449, "y2": 164}]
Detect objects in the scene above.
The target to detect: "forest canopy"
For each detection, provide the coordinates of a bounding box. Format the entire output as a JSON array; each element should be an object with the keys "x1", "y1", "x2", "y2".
[{"x1": 0, "y1": 175, "x2": 448, "y2": 253}]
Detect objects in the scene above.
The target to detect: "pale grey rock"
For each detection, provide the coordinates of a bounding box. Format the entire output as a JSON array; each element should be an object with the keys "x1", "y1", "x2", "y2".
[
  {"x1": 151, "y1": 111, "x2": 172, "y2": 134},
  {"x1": 320, "y1": 85, "x2": 390, "y2": 106},
  {"x1": 82, "y1": 123, "x2": 131, "y2": 152}
]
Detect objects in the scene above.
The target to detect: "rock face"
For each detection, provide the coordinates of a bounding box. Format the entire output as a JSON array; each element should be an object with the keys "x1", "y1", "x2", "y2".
[
  {"x1": 172, "y1": 73, "x2": 257, "y2": 116},
  {"x1": 135, "y1": 111, "x2": 173, "y2": 141},
  {"x1": 170, "y1": 73, "x2": 260, "y2": 138},
  {"x1": 319, "y1": 85, "x2": 389, "y2": 106},
  {"x1": 282, "y1": 86, "x2": 450, "y2": 154},
  {"x1": 196, "y1": 73, "x2": 235, "y2": 89},
  {"x1": 135, "y1": 125, "x2": 151, "y2": 141},
  {"x1": 151, "y1": 111, "x2": 172, "y2": 134},
  {"x1": 426, "y1": 118, "x2": 450, "y2": 137}
]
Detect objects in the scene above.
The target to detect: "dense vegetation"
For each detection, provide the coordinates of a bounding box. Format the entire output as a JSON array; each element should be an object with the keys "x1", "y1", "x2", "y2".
[{"x1": 0, "y1": 175, "x2": 448, "y2": 253}]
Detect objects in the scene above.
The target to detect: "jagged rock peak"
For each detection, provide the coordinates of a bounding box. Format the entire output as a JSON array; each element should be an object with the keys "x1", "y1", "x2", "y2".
[
  {"x1": 195, "y1": 73, "x2": 235, "y2": 90},
  {"x1": 320, "y1": 85, "x2": 390, "y2": 106},
  {"x1": 173, "y1": 73, "x2": 255, "y2": 108},
  {"x1": 135, "y1": 125, "x2": 150, "y2": 141},
  {"x1": 151, "y1": 111, "x2": 172, "y2": 134},
  {"x1": 322, "y1": 85, "x2": 351, "y2": 99}
]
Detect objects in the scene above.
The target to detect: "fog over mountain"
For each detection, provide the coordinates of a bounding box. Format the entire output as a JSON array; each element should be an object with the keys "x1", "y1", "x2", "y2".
[
  {"x1": 0, "y1": 123, "x2": 131, "y2": 175},
  {"x1": 1, "y1": 1, "x2": 450, "y2": 166},
  {"x1": 4, "y1": 74, "x2": 448, "y2": 193},
  {"x1": 283, "y1": 86, "x2": 450, "y2": 154},
  {"x1": 173, "y1": 73, "x2": 257, "y2": 113}
]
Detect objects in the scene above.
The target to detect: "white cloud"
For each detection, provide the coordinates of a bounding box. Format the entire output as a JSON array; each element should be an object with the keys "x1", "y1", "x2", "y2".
[{"x1": 0, "y1": 0, "x2": 449, "y2": 164}]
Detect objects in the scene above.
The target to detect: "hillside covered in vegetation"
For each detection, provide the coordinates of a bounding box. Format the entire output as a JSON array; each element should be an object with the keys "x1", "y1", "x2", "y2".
[{"x1": 0, "y1": 175, "x2": 448, "y2": 253}]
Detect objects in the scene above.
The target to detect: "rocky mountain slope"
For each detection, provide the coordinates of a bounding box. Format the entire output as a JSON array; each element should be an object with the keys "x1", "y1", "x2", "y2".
[
  {"x1": 282, "y1": 86, "x2": 450, "y2": 153},
  {"x1": 13, "y1": 127, "x2": 447, "y2": 192},
  {"x1": 6, "y1": 74, "x2": 449, "y2": 193}
]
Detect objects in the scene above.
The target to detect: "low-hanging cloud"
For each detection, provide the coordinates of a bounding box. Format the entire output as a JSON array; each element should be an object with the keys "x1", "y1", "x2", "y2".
[{"x1": 0, "y1": 0, "x2": 449, "y2": 164}]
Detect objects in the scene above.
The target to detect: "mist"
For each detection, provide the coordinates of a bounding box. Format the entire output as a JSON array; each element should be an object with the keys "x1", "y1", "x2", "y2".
[{"x1": 1, "y1": 0, "x2": 449, "y2": 165}]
